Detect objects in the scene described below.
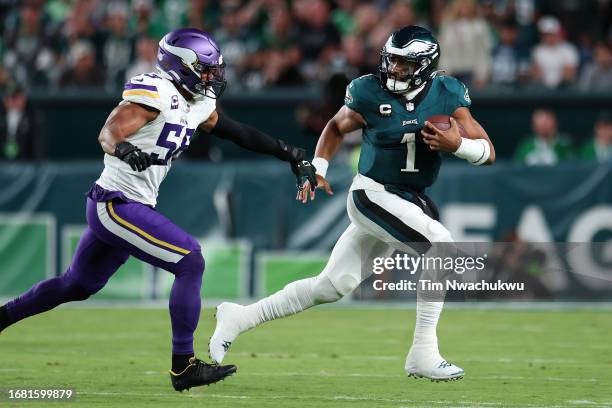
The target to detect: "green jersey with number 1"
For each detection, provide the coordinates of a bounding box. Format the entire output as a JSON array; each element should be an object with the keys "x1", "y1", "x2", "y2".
[{"x1": 345, "y1": 74, "x2": 471, "y2": 192}]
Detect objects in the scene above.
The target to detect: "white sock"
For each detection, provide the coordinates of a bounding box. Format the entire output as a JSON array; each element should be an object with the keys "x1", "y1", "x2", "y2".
[
  {"x1": 412, "y1": 297, "x2": 444, "y2": 350},
  {"x1": 238, "y1": 277, "x2": 317, "y2": 331}
]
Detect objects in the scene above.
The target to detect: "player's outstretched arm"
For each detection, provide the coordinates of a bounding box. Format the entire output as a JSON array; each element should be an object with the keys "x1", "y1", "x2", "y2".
[
  {"x1": 98, "y1": 101, "x2": 161, "y2": 171},
  {"x1": 199, "y1": 110, "x2": 316, "y2": 189},
  {"x1": 298, "y1": 105, "x2": 366, "y2": 203}
]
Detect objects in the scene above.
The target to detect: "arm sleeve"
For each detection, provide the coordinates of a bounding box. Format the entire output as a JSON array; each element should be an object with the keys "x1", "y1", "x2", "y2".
[{"x1": 209, "y1": 111, "x2": 302, "y2": 162}]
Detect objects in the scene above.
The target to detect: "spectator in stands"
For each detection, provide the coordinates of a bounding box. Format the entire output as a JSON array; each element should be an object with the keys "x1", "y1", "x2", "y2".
[
  {"x1": 129, "y1": 0, "x2": 167, "y2": 39},
  {"x1": 0, "y1": 66, "x2": 9, "y2": 89},
  {"x1": 579, "y1": 41, "x2": 612, "y2": 91},
  {"x1": 515, "y1": 109, "x2": 574, "y2": 165},
  {"x1": 351, "y1": 3, "x2": 381, "y2": 54},
  {"x1": 44, "y1": 0, "x2": 72, "y2": 26},
  {"x1": 0, "y1": 82, "x2": 45, "y2": 160},
  {"x1": 369, "y1": 1, "x2": 418, "y2": 50},
  {"x1": 491, "y1": 0, "x2": 539, "y2": 51},
  {"x1": 213, "y1": 1, "x2": 260, "y2": 88},
  {"x1": 61, "y1": 0, "x2": 104, "y2": 48},
  {"x1": 490, "y1": 19, "x2": 530, "y2": 87},
  {"x1": 331, "y1": 0, "x2": 358, "y2": 36},
  {"x1": 256, "y1": 7, "x2": 303, "y2": 87},
  {"x1": 352, "y1": 3, "x2": 379, "y2": 39},
  {"x1": 438, "y1": 0, "x2": 493, "y2": 88},
  {"x1": 124, "y1": 36, "x2": 158, "y2": 82},
  {"x1": 531, "y1": 16, "x2": 579, "y2": 89},
  {"x1": 2, "y1": 1, "x2": 57, "y2": 87},
  {"x1": 58, "y1": 41, "x2": 105, "y2": 88},
  {"x1": 187, "y1": 0, "x2": 214, "y2": 31},
  {"x1": 338, "y1": 34, "x2": 374, "y2": 78},
  {"x1": 580, "y1": 113, "x2": 612, "y2": 163},
  {"x1": 294, "y1": 0, "x2": 341, "y2": 80},
  {"x1": 103, "y1": 2, "x2": 134, "y2": 89}
]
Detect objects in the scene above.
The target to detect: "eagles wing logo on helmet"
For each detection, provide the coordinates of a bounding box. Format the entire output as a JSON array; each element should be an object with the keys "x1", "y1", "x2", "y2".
[{"x1": 402, "y1": 39, "x2": 438, "y2": 56}]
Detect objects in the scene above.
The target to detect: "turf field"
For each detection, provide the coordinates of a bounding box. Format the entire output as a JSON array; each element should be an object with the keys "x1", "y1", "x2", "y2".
[{"x1": 1, "y1": 307, "x2": 611, "y2": 408}]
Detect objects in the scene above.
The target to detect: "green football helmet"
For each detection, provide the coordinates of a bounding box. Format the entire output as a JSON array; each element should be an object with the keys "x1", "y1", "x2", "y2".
[{"x1": 380, "y1": 26, "x2": 441, "y2": 94}]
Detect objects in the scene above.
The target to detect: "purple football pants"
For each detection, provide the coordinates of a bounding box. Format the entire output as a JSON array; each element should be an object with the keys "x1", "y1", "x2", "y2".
[{"x1": 5, "y1": 187, "x2": 204, "y2": 355}]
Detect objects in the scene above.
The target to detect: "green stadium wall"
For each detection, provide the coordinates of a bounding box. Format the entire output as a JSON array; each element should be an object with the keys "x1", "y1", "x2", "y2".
[{"x1": 0, "y1": 161, "x2": 610, "y2": 300}]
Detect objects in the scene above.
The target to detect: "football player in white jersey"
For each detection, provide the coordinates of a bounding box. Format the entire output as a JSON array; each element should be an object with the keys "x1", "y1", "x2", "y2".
[{"x1": 0, "y1": 28, "x2": 316, "y2": 392}]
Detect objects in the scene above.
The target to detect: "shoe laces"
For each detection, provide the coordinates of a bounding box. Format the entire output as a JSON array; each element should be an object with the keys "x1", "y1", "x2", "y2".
[{"x1": 192, "y1": 358, "x2": 217, "y2": 375}]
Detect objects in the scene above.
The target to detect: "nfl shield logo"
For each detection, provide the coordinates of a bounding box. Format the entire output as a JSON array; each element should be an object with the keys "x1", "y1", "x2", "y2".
[{"x1": 406, "y1": 102, "x2": 414, "y2": 111}]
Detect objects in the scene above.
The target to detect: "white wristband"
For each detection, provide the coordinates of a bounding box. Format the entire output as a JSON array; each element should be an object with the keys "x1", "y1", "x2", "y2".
[
  {"x1": 453, "y1": 137, "x2": 490, "y2": 165},
  {"x1": 311, "y1": 157, "x2": 329, "y2": 178}
]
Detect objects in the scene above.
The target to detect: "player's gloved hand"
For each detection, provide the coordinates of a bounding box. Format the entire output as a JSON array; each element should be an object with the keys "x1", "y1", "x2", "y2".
[
  {"x1": 292, "y1": 159, "x2": 318, "y2": 192},
  {"x1": 278, "y1": 140, "x2": 318, "y2": 191},
  {"x1": 115, "y1": 141, "x2": 162, "y2": 172},
  {"x1": 297, "y1": 175, "x2": 333, "y2": 203}
]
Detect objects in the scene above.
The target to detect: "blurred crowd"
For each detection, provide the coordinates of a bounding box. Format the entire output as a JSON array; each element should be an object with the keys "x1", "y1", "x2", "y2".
[
  {"x1": 1, "y1": 0, "x2": 611, "y2": 162},
  {"x1": 0, "y1": 0, "x2": 611, "y2": 92},
  {"x1": 514, "y1": 109, "x2": 611, "y2": 165}
]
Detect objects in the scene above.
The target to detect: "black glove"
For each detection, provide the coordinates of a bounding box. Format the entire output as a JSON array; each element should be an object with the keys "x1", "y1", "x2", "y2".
[
  {"x1": 115, "y1": 142, "x2": 161, "y2": 172},
  {"x1": 291, "y1": 157, "x2": 318, "y2": 191},
  {"x1": 275, "y1": 140, "x2": 318, "y2": 190}
]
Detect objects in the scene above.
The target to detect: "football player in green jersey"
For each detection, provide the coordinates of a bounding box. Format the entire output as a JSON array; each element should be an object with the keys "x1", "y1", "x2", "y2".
[{"x1": 209, "y1": 26, "x2": 495, "y2": 382}]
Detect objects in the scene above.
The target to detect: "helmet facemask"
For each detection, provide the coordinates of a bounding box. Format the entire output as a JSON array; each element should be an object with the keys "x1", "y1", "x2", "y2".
[
  {"x1": 380, "y1": 52, "x2": 432, "y2": 94},
  {"x1": 192, "y1": 60, "x2": 227, "y2": 99}
]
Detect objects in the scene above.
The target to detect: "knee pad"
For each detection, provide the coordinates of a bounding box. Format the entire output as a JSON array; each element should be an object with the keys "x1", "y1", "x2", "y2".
[
  {"x1": 174, "y1": 250, "x2": 205, "y2": 277},
  {"x1": 311, "y1": 274, "x2": 343, "y2": 304}
]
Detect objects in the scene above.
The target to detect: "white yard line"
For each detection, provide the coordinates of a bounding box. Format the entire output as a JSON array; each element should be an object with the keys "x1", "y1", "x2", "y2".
[
  {"x1": 567, "y1": 401, "x2": 612, "y2": 408},
  {"x1": 78, "y1": 391, "x2": 612, "y2": 407}
]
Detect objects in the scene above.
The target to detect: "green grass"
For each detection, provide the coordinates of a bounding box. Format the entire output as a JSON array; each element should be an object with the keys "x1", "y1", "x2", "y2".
[{"x1": 1, "y1": 307, "x2": 611, "y2": 407}]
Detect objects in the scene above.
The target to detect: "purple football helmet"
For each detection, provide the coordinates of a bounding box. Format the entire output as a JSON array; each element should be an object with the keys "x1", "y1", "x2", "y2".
[{"x1": 157, "y1": 28, "x2": 226, "y2": 98}]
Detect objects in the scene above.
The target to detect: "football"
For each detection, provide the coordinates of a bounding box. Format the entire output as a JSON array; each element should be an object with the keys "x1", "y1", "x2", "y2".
[{"x1": 426, "y1": 114, "x2": 468, "y2": 138}]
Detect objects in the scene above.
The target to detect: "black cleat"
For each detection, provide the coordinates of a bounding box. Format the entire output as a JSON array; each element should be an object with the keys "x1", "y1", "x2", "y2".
[{"x1": 169, "y1": 357, "x2": 237, "y2": 392}]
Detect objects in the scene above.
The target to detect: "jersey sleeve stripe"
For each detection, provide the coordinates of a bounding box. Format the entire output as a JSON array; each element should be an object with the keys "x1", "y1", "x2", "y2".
[
  {"x1": 122, "y1": 89, "x2": 160, "y2": 99},
  {"x1": 124, "y1": 83, "x2": 158, "y2": 92}
]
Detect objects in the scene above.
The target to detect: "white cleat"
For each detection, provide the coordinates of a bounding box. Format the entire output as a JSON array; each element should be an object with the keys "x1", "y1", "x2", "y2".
[
  {"x1": 405, "y1": 346, "x2": 464, "y2": 382},
  {"x1": 208, "y1": 302, "x2": 245, "y2": 365}
]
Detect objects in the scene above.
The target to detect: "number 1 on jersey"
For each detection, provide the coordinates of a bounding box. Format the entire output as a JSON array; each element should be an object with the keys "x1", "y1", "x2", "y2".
[{"x1": 400, "y1": 133, "x2": 419, "y2": 172}]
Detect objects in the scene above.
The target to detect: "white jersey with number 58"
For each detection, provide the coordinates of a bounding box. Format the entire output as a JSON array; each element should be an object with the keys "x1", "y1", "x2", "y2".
[{"x1": 96, "y1": 72, "x2": 216, "y2": 206}]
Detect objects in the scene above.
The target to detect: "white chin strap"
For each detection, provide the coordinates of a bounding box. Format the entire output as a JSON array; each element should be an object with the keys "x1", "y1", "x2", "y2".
[{"x1": 386, "y1": 78, "x2": 411, "y2": 93}]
